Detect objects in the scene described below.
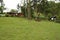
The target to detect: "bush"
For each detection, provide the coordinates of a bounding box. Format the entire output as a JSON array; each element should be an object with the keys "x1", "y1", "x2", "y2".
[
  {"x1": 40, "y1": 15, "x2": 47, "y2": 20},
  {"x1": 0, "y1": 14, "x2": 5, "y2": 17},
  {"x1": 56, "y1": 19, "x2": 60, "y2": 23},
  {"x1": 55, "y1": 15, "x2": 60, "y2": 23},
  {"x1": 5, "y1": 14, "x2": 9, "y2": 17}
]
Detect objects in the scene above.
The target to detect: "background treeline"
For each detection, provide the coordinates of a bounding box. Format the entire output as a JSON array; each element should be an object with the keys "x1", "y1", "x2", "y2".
[{"x1": 21, "y1": 0, "x2": 60, "y2": 20}]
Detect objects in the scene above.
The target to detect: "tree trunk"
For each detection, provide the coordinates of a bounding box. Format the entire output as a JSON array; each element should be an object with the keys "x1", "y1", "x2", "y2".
[{"x1": 27, "y1": 0, "x2": 32, "y2": 19}]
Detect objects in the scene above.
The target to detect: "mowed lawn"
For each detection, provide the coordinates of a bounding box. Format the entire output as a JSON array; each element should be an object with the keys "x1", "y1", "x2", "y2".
[{"x1": 0, "y1": 17, "x2": 60, "y2": 40}]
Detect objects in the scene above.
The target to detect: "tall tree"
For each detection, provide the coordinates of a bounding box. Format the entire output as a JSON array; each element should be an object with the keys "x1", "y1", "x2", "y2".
[
  {"x1": 24, "y1": 0, "x2": 27, "y2": 17},
  {"x1": 0, "y1": 0, "x2": 4, "y2": 13},
  {"x1": 27, "y1": 0, "x2": 32, "y2": 19}
]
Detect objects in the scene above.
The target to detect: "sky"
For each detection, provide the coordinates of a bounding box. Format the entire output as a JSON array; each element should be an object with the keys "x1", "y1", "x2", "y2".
[{"x1": 4, "y1": 0, "x2": 24, "y2": 12}]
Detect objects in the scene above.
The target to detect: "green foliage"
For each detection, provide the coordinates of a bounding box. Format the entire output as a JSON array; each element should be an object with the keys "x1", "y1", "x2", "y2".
[
  {"x1": 47, "y1": 13, "x2": 52, "y2": 18},
  {"x1": 39, "y1": 14, "x2": 47, "y2": 20},
  {"x1": 31, "y1": 8, "x2": 34, "y2": 18},
  {"x1": 39, "y1": 0, "x2": 48, "y2": 13},
  {"x1": 21, "y1": 0, "x2": 60, "y2": 20},
  {"x1": 0, "y1": 0, "x2": 4, "y2": 14},
  {"x1": 10, "y1": 9, "x2": 18, "y2": 13},
  {"x1": 21, "y1": 6, "x2": 28, "y2": 17},
  {"x1": 0, "y1": 6, "x2": 2, "y2": 10},
  {"x1": 56, "y1": 3, "x2": 60, "y2": 15},
  {"x1": 56, "y1": 15, "x2": 60, "y2": 23}
]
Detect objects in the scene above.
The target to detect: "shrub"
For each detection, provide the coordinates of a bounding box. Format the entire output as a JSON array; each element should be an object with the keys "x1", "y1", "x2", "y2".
[
  {"x1": 5, "y1": 14, "x2": 9, "y2": 17},
  {"x1": 0, "y1": 14, "x2": 5, "y2": 17},
  {"x1": 56, "y1": 20, "x2": 60, "y2": 23},
  {"x1": 55, "y1": 15, "x2": 60, "y2": 23},
  {"x1": 39, "y1": 15, "x2": 47, "y2": 20}
]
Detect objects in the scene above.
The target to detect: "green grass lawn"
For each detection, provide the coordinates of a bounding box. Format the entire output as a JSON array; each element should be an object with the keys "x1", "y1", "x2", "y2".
[{"x1": 0, "y1": 17, "x2": 60, "y2": 40}]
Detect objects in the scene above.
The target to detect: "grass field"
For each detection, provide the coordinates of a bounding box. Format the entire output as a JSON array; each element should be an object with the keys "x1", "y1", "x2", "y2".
[{"x1": 0, "y1": 17, "x2": 60, "y2": 40}]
